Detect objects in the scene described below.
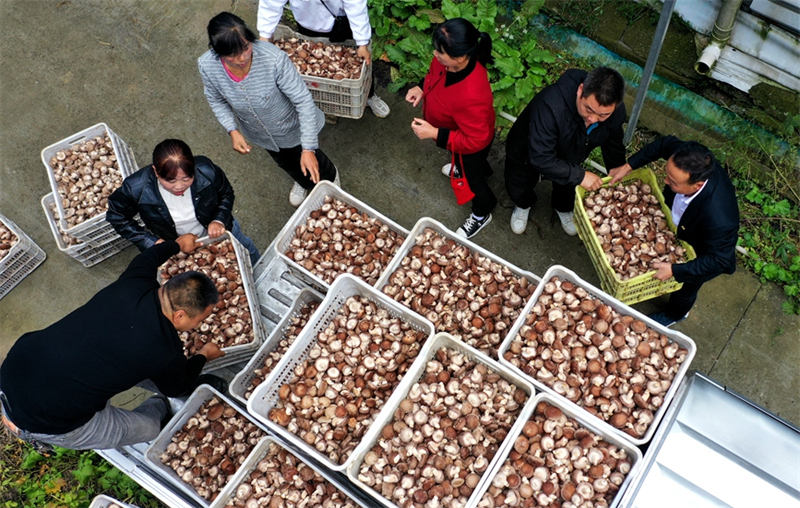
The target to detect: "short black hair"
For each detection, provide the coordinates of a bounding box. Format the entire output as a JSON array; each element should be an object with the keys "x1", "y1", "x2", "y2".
[
  {"x1": 207, "y1": 12, "x2": 256, "y2": 57},
  {"x1": 582, "y1": 67, "x2": 626, "y2": 106},
  {"x1": 671, "y1": 141, "x2": 715, "y2": 183},
  {"x1": 153, "y1": 139, "x2": 195, "y2": 180},
  {"x1": 164, "y1": 271, "x2": 219, "y2": 317}
]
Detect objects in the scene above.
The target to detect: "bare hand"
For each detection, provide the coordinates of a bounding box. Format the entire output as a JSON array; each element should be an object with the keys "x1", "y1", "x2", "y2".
[
  {"x1": 207, "y1": 221, "x2": 226, "y2": 238},
  {"x1": 300, "y1": 150, "x2": 320, "y2": 184},
  {"x1": 155, "y1": 238, "x2": 165, "y2": 245},
  {"x1": 197, "y1": 343, "x2": 225, "y2": 361},
  {"x1": 357, "y1": 45, "x2": 371, "y2": 65},
  {"x1": 406, "y1": 86, "x2": 423, "y2": 107},
  {"x1": 609, "y1": 162, "x2": 632, "y2": 185},
  {"x1": 652, "y1": 261, "x2": 673, "y2": 281},
  {"x1": 411, "y1": 118, "x2": 438, "y2": 140},
  {"x1": 230, "y1": 130, "x2": 251, "y2": 154},
  {"x1": 175, "y1": 233, "x2": 201, "y2": 254},
  {"x1": 580, "y1": 171, "x2": 604, "y2": 191}
]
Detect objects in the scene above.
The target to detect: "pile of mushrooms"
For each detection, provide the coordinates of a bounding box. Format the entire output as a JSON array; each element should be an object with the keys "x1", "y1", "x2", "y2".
[
  {"x1": 357, "y1": 346, "x2": 527, "y2": 508},
  {"x1": 584, "y1": 181, "x2": 686, "y2": 280},
  {"x1": 160, "y1": 239, "x2": 254, "y2": 356},
  {"x1": 382, "y1": 228, "x2": 535, "y2": 358},
  {"x1": 159, "y1": 397, "x2": 265, "y2": 501},
  {"x1": 285, "y1": 196, "x2": 405, "y2": 286},
  {"x1": 0, "y1": 221, "x2": 19, "y2": 260},
  {"x1": 504, "y1": 276, "x2": 689, "y2": 439},
  {"x1": 274, "y1": 39, "x2": 363, "y2": 80},
  {"x1": 47, "y1": 134, "x2": 123, "y2": 228}
]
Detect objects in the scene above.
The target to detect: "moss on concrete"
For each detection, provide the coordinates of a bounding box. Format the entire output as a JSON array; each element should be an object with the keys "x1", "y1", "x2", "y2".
[{"x1": 750, "y1": 82, "x2": 800, "y2": 123}]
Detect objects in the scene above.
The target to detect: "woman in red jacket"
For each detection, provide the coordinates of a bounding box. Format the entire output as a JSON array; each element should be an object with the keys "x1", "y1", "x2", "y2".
[{"x1": 406, "y1": 18, "x2": 496, "y2": 239}]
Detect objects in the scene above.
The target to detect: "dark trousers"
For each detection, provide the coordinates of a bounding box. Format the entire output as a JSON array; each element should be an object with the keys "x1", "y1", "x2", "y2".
[
  {"x1": 296, "y1": 24, "x2": 376, "y2": 97},
  {"x1": 266, "y1": 145, "x2": 337, "y2": 190},
  {"x1": 453, "y1": 142, "x2": 497, "y2": 218},
  {"x1": 665, "y1": 280, "x2": 703, "y2": 320},
  {"x1": 504, "y1": 152, "x2": 576, "y2": 213}
]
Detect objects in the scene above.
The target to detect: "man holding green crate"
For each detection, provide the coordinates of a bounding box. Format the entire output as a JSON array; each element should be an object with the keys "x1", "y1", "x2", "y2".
[{"x1": 610, "y1": 136, "x2": 740, "y2": 327}]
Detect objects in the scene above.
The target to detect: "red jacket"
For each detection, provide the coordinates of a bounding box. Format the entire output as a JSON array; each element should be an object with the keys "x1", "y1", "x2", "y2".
[{"x1": 422, "y1": 57, "x2": 495, "y2": 155}]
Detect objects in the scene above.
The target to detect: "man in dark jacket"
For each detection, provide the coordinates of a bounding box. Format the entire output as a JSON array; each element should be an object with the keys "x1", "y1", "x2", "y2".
[
  {"x1": 0, "y1": 235, "x2": 225, "y2": 450},
  {"x1": 505, "y1": 67, "x2": 627, "y2": 235},
  {"x1": 609, "y1": 136, "x2": 740, "y2": 326}
]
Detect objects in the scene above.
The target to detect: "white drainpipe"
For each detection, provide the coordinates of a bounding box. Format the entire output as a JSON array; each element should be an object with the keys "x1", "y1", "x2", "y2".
[{"x1": 695, "y1": 0, "x2": 745, "y2": 75}]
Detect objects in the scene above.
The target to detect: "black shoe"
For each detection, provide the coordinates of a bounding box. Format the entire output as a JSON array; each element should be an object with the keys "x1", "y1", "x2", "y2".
[{"x1": 456, "y1": 214, "x2": 493, "y2": 239}]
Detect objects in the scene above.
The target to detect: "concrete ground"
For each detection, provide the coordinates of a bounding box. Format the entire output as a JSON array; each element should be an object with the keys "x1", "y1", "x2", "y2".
[{"x1": 1, "y1": 0, "x2": 798, "y2": 433}]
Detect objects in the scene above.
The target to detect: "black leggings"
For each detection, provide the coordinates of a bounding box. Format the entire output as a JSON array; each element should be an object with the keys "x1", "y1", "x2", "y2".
[
  {"x1": 453, "y1": 142, "x2": 497, "y2": 217},
  {"x1": 266, "y1": 145, "x2": 337, "y2": 190}
]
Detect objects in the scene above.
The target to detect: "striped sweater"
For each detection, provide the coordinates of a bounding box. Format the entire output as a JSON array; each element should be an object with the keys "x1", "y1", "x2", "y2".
[{"x1": 198, "y1": 41, "x2": 324, "y2": 151}]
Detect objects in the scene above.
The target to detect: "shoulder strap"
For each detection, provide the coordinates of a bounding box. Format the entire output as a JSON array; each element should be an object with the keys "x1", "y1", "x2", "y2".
[{"x1": 318, "y1": 0, "x2": 337, "y2": 18}]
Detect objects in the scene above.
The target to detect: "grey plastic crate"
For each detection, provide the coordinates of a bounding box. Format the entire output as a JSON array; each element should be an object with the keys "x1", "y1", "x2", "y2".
[
  {"x1": 158, "y1": 232, "x2": 267, "y2": 372},
  {"x1": 41, "y1": 193, "x2": 131, "y2": 267},
  {"x1": 247, "y1": 274, "x2": 434, "y2": 472},
  {"x1": 473, "y1": 392, "x2": 643, "y2": 508},
  {"x1": 144, "y1": 385, "x2": 268, "y2": 507},
  {"x1": 374, "y1": 217, "x2": 541, "y2": 357},
  {"x1": 345, "y1": 333, "x2": 536, "y2": 508},
  {"x1": 229, "y1": 288, "x2": 324, "y2": 405},
  {"x1": 0, "y1": 213, "x2": 46, "y2": 300},
  {"x1": 273, "y1": 181, "x2": 409, "y2": 292},
  {"x1": 496, "y1": 264, "x2": 697, "y2": 447},
  {"x1": 40, "y1": 123, "x2": 137, "y2": 240},
  {"x1": 88, "y1": 494, "x2": 136, "y2": 508}
]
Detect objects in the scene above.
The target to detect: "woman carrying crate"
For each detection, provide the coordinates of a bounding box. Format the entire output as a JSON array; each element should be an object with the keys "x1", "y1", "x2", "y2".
[
  {"x1": 198, "y1": 12, "x2": 339, "y2": 208},
  {"x1": 405, "y1": 18, "x2": 497, "y2": 240},
  {"x1": 107, "y1": 139, "x2": 260, "y2": 266}
]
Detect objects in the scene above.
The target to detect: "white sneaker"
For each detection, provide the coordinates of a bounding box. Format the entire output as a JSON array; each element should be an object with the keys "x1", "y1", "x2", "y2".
[
  {"x1": 289, "y1": 182, "x2": 308, "y2": 207},
  {"x1": 510, "y1": 206, "x2": 530, "y2": 234},
  {"x1": 367, "y1": 95, "x2": 390, "y2": 118},
  {"x1": 556, "y1": 210, "x2": 577, "y2": 236},
  {"x1": 441, "y1": 163, "x2": 452, "y2": 177}
]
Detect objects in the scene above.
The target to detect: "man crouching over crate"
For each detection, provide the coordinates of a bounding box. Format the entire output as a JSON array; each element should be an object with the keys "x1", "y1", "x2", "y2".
[
  {"x1": 609, "y1": 136, "x2": 740, "y2": 328},
  {"x1": 0, "y1": 234, "x2": 225, "y2": 451}
]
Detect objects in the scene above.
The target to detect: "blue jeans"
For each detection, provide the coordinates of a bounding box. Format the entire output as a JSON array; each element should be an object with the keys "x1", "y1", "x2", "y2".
[{"x1": 230, "y1": 218, "x2": 260, "y2": 267}]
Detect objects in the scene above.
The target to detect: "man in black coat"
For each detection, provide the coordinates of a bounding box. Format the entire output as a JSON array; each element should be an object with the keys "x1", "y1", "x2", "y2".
[
  {"x1": 0, "y1": 235, "x2": 225, "y2": 450},
  {"x1": 505, "y1": 66, "x2": 627, "y2": 236},
  {"x1": 610, "y1": 136, "x2": 740, "y2": 326}
]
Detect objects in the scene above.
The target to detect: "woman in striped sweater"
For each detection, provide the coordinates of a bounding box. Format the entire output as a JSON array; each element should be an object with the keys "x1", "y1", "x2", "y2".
[{"x1": 198, "y1": 12, "x2": 339, "y2": 207}]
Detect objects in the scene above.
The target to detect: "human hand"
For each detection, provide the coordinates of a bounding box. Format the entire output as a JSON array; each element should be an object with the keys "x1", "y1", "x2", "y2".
[
  {"x1": 357, "y1": 45, "x2": 371, "y2": 65},
  {"x1": 609, "y1": 162, "x2": 632, "y2": 185},
  {"x1": 580, "y1": 171, "x2": 604, "y2": 191},
  {"x1": 175, "y1": 233, "x2": 201, "y2": 253},
  {"x1": 207, "y1": 221, "x2": 226, "y2": 238},
  {"x1": 651, "y1": 261, "x2": 673, "y2": 281},
  {"x1": 406, "y1": 87, "x2": 423, "y2": 107},
  {"x1": 155, "y1": 238, "x2": 165, "y2": 245},
  {"x1": 230, "y1": 130, "x2": 251, "y2": 154},
  {"x1": 197, "y1": 343, "x2": 225, "y2": 361},
  {"x1": 411, "y1": 118, "x2": 438, "y2": 140},
  {"x1": 300, "y1": 150, "x2": 320, "y2": 184}
]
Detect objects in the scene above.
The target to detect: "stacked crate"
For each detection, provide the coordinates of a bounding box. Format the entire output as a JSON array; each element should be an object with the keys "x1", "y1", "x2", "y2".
[{"x1": 0, "y1": 214, "x2": 46, "y2": 299}]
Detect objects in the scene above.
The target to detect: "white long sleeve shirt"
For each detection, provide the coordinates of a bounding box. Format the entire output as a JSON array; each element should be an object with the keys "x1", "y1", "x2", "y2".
[
  {"x1": 671, "y1": 180, "x2": 707, "y2": 226},
  {"x1": 257, "y1": 0, "x2": 372, "y2": 46}
]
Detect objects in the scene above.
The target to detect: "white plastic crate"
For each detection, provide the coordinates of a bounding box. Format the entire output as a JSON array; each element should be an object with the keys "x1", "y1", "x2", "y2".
[
  {"x1": 497, "y1": 265, "x2": 697, "y2": 446},
  {"x1": 273, "y1": 181, "x2": 409, "y2": 292},
  {"x1": 41, "y1": 193, "x2": 131, "y2": 267},
  {"x1": 0, "y1": 214, "x2": 46, "y2": 300},
  {"x1": 229, "y1": 287, "x2": 324, "y2": 405},
  {"x1": 247, "y1": 274, "x2": 435, "y2": 472},
  {"x1": 473, "y1": 392, "x2": 643, "y2": 508},
  {"x1": 40, "y1": 122, "x2": 138, "y2": 241},
  {"x1": 345, "y1": 333, "x2": 536, "y2": 508},
  {"x1": 273, "y1": 25, "x2": 371, "y2": 119},
  {"x1": 158, "y1": 232, "x2": 267, "y2": 372},
  {"x1": 144, "y1": 385, "x2": 268, "y2": 507},
  {"x1": 88, "y1": 494, "x2": 136, "y2": 508}
]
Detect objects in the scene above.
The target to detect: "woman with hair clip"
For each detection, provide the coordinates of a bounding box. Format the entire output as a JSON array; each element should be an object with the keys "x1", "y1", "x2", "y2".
[
  {"x1": 406, "y1": 17, "x2": 496, "y2": 239},
  {"x1": 107, "y1": 139, "x2": 261, "y2": 266}
]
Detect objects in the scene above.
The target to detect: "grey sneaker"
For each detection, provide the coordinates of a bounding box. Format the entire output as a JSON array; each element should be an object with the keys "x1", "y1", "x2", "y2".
[
  {"x1": 556, "y1": 210, "x2": 577, "y2": 236},
  {"x1": 510, "y1": 206, "x2": 530, "y2": 234},
  {"x1": 456, "y1": 214, "x2": 492, "y2": 239},
  {"x1": 441, "y1": 163, "x2": 452, "y2": 177},
  {"x1": 289, "y1": 182, "x2": 308, "y2": 207},
  {"x1": 367, "y1": 95, "x2": 390, "y2": 118}
]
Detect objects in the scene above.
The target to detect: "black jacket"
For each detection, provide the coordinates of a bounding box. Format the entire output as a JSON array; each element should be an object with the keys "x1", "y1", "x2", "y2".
[
  {"x1": 0, "y1": 242, "x2": 206, "y2": 434},
  {"x1": 107, "y1": 156, "x2": 235, "y2": 251},
  {"x1": 505, "y1": 69, "x2": 627, "y2": 186},
  {"x1": 628, "y1": 136, "x2": 740, "y2": 284}
]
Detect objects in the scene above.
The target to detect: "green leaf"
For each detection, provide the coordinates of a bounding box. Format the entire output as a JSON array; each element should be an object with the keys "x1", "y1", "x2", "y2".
[
  {"x1": 525, "y1": 48, "x2": 555, "y2": 63},
  {"x1": 408, "y1": 15, "x2": 431, "y2": 31},
  {"x1": 762, "y1": 263, "x2": 781, "y2": 280},
  {"x1": 745, "y1": 185, "x2": 764, "y2": 204},
  {"x1": 476, "y1": 0, "x2": 497, "y2": 32},
  {"x1": 418, "y1": 8, "x2": 445, "y2": 24},
  {"x1": 385, "y1": 44, "x2": 407, "y2": 64},
  {"x1": 441, "y1": 0, "x2": 460, "y2": 20},
  {"x1": 72, "y1": 462, "x2": 96, "y2": 486},
  {"x1": 20, "y1": 451, "x2": 43, "y2": 469},
  {"x1": 491, "y1": 75, "x2": 517, "y2": 92},
  {"x1": 520, "y1": 0, "x2": 545, "y2": 18},
  {"x1": 514, "y1": 74, "x2": 536, "y2": 100},
  {"x1": 493, "y1": 56, "x2": 525, "y2": 78}
]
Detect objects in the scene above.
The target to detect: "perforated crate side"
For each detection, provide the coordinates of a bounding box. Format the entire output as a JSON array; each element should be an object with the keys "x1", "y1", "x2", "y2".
[
  {"x1": 0, "y1": 214, "x2": 36, "y2": 275},
  {"x1": 0, "y1": 243, "x2": 46, "y2": 300}
]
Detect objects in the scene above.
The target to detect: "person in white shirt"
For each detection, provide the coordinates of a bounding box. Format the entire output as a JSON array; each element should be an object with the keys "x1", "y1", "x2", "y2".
[{"x1": 257, "y1": 0, "x2": 391, "y2": 119}]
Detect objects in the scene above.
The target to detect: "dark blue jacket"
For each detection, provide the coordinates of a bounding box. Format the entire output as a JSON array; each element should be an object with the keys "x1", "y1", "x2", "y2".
[
  {"x1": 107, "y1": 156, "x2": 235, "y2": 250},
  {"x1": 628, "y1": 136, "x2": 740, "y2": 284}
]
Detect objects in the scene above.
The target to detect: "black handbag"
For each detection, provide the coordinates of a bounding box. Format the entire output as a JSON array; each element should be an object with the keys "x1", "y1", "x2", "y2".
[{"x1": 320, "y1": 0, "x2": 352, "y2": 42}]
